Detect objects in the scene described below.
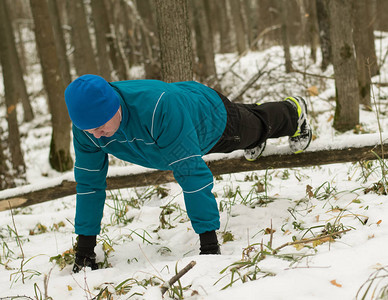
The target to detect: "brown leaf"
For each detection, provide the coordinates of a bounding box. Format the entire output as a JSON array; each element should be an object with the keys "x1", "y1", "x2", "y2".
[
  {"x1": 312, "y1": 237, "x2": 334, "y2": 247},
  {"x1": 256, "y1": 182, "x2": 265, "y2": 193},
  {"x1": 330, "y1": 279, "x2": 342, "y2": 287},
  {"x1": 7, "y1": 105, "x2": 16, "y2": 115},
  {"x1": 306, "y1": 185, "x2": 314, "y2": 199},
  {"x1": 307, "y1": 85, "x2": 319, "y2": 96},
  {"x1": 264, "y1": 228, "x2": 276, "y2": 235}
]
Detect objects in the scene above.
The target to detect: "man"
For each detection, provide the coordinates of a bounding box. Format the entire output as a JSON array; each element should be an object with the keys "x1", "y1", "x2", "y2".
[{"x1": 65, "y1": 74, "x2": 312, "y2": 273}]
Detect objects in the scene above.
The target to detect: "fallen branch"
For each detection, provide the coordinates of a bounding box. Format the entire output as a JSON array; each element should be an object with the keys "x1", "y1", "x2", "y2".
[
  {"x1": 292, "y1": 68, "x2": 334, "y2": 80},
  {"x1": 160, "y1": 260, "x2": 196, "y2": 295},
  {"x1": 0, "y1": 137, "x2": 387, "y2": 211},
  {"x1": 229, "y1": 58, "x2": 272, "y2": 102},
  {"x1": 218, "y1": 24, "x2": 281, "y2": 82},
  {"x1": 372, "y1": 82, "x2": 388, "y2": 87}
]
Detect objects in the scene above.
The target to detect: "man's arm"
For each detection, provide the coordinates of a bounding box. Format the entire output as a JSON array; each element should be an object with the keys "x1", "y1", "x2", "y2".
[{"x1": 72, "y1": 127, "x2": 109, "y2": 271}]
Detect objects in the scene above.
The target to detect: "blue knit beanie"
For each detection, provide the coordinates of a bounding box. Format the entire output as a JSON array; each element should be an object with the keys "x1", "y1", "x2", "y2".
[{"x1": 65, "y1": 74, "x2": 120, "y2": 130}]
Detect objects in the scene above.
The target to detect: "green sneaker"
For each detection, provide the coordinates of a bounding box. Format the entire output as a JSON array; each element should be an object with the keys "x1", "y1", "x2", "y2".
[
  {"x1": 244, "y1": 141, "x2": 266, "y2": 161},
  {"x1": 285, "y1": 96, "x2": 312, "y2": 153}
]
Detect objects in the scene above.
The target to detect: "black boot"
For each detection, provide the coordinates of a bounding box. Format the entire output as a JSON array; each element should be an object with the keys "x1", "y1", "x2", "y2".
[{"x1": 199, "y1": 230, "x2": 221, "y2": 255}]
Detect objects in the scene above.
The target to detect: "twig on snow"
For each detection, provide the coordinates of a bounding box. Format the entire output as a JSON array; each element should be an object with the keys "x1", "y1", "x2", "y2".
[{"x1": 161, "y1": 260, "x2": 196, "y2": 295}]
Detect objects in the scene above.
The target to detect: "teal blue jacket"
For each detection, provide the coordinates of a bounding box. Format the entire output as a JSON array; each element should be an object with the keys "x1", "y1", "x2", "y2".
[{"x1": 73, "y1": 80, "x2": 227, "y2": 235}]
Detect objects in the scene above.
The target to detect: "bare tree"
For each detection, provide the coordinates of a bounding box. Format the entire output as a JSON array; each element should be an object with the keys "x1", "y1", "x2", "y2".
[
  {"x1": 228, "y1": 0, "x2": 248, "y2": 54},
  {"x1": 256, "y1": 0, "x2": 279, "y2": 48},
  {"x1": 203, "y1": 1, "x2": 220, "y2": 52},
  {"x1": 191, "y1": 0, "x2": 217, "y2": 84},
  {"x1": 328, "y1": 0, "x2": 359, "y2": 131},
  {"x1": 376, "y1": 0, "x2": 388, "y2": 32},
  {"x1": 47, "y1": 0, "x2": 72, "y2": 86},
  {"x1": 277, "y1": 0, "x2": 292, "y2": 73},
  {"x1": 353, "y1": 0, "x2": 373, "y2": 109},
  {"x1": 91, "y1": 0, "x2": 113, "y2": 81},
  {"x1": 30, "y1": 0, "x2": 73, "y2": 172},
  {"x1": 8, "y1": 0, "x2": 29, "y2": 74},
  {"x1": 0, "y1": 0, "x2": 26, "y2": 177},
  {"x1": 118, "y1": 0, "x2": 138, "y2": 67},
  {"x1": 104, "y1": 0, "x2": 130, "y2": 80},
  {"x1": 241, "y1": 0, "x2": 254, "y2": 47},
  {"x1": 134, "y1": 0, "x2": 161, "y2": 79},
  {"x1": 316, "y1": 0, "x2": 331, "y2": 71},
  {"x1": 217, "y1": 0, "x2": 234, "y2": 53},
  {"x1": 0, "y1": 127, "x2": 13, "y2": 190},
  {"x1": 155, "y1": 0, "x2": 193, "y2": 82},
  {"x1": 66, "y1": 0, "x2": 98, "y2": 76},
  {"x1": 2, "y1": 0, "x2": 34, "y2": 122},
  {"x1": 305, "y1": 0, "x2": 319, "y2": 62},
  {"x1": 364, "y1": 2, "x2": 379, "y2": 77}
]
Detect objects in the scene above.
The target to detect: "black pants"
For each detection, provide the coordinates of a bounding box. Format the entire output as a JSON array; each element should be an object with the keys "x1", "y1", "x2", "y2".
[{"x1": 208, "y1": 91, "x2": 298, "y2": 154}]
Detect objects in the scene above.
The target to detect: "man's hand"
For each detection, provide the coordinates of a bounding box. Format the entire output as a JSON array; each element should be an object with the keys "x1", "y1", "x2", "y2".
[{"x1": 73, "y1": 235, "x2": 98, "y2": 273}]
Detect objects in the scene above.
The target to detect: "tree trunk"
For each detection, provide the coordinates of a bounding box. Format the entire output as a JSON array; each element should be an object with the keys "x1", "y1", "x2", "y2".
[
  {"x1": 2, "y1": 0, "x2": 34, "y2": 122},
  {"x1": 277, "y1": 0, "x2": 292, "y2": 73},
  {"x1": 0, "y1": 0, "x2": 26, "y2": 177},
  {"x1": 90, "y1": 0, "x2": 113, "y2": 81},
  {"x1": 297, "y1": 0, "x2": 308, "y2": 46},
  {"x1": 316, "y1": 0, "x2": 331, "y2": 71},
  {"x1": 328, "y1": 0, "x2": 360, "y2": 132},
  {"x1": 364, "y1": 0, "x2": 379, "y2": 76},
  {"x1": 217, "y1": 0, "x2": 234, "y2": 53},
  {"x1": 256, "y1": 0, "x2": 279, "y2": 48},
  {"x1": 15, "y1": 21, "x2": 27, "y2": 75},
  {"x1": 242, "y1": 0, "x2": 254, "y2": 47},
  {"x1": 204, "y1": 0, "x2": 219, "y2": 52},
  {"x1": 119, "y1": 0, "x2": 137, "y2": 68},
  {"x1": 135, "y1": 0, "x2": 161, "y2": 79},
  {"x1": 228, "y1": 0, "x2": 248, "y2": 54},
  {"x1": 305, "y1": 0, "x2": 319, "y2": 62},
  {"x1": 191, "y1": 0, "x2": 217, "y2": 85},
  {"x1": 105, "y1": 0, "x2": 130, "y2": 80},
  {"x1": 66, "y1": 0, "x2": 98, "y2": 76},
  {"x1": 376, "y1": 0, "x2": 388, "y2": 32},
  {"x1": 47, "y1": 0, "x2": 72, "y2": 86},
  {"x1": 9, "y1": 0, "x2": 29, "y2": 73},
  {"x1": 0, "y1": 127, "x2": 14, "y2": 190},
  {"x1": 352, "y1": 0, "x2": 372, "y2": 109},
  {"x1": 155, "y1": 0, "x2": 193, "y2": 82},
  {"x1": 30, "y1": 0, "x2": 73, "y2": 172}
]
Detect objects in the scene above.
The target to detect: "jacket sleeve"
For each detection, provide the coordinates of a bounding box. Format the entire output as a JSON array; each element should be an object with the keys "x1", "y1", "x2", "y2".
[
  {"x1": 153, "y1": 93, "x2": 220, "y2": 234},
  {"x1": 72, "y1": 126, "x2": 109, "y2": 236}
]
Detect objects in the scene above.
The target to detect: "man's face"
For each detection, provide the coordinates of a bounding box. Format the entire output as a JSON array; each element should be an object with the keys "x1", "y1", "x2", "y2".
[{"x1": 85, "y1": 107, "x2": 121, "y2": 138}]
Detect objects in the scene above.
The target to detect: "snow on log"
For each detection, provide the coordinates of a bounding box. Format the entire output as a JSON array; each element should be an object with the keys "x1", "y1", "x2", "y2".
[{"x1": 0, "y1": 133, "x2": 387, "y2": 212}]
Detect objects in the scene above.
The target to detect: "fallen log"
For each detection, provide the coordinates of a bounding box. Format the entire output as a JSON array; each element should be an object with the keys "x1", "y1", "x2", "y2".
[{"x1": 0, "y1": 136, "x2": 387, "y2": 212}]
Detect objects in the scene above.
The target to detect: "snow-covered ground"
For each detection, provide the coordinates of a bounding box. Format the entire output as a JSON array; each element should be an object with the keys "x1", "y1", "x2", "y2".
[{"x1": 1, "y1": 33, "x2": 388, "y2": 299}]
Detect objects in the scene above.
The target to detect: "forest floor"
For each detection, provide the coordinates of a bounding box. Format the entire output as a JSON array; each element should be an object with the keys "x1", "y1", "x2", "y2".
[{"x1": 1, "y1": 33, "x2": 388, "y2": 299}]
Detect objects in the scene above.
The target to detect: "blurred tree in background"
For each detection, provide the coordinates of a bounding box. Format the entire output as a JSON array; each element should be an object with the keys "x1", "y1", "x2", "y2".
[{"x1": 0, "y1": 0, "x2": 385, "y2": 188}]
